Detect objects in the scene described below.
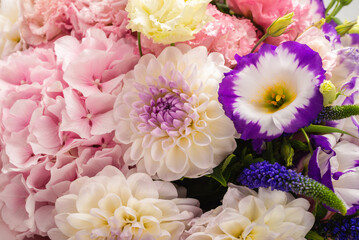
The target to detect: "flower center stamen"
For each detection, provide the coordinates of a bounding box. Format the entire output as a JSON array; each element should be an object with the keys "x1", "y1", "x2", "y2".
[{"x1": 261, "y1": 83, "x2": 296, "y2": 113}]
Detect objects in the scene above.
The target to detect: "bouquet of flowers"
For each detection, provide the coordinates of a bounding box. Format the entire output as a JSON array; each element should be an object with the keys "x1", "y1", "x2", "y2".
[{"x1": 0, "y1": 0, "x2": 359, "y2": 239}]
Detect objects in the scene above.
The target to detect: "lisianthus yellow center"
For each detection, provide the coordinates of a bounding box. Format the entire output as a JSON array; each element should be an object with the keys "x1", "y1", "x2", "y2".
[{"x1": 260, "y1": 83, "x2": 296, "y2": 113}]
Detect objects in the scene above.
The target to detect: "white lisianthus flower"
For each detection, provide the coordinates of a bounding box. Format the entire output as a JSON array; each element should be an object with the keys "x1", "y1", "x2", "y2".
[
  {"x1": 113, "y1": 45, "x2": 237, "y2": 181},
  {"x1": 125, "y1": 0, "x2": 212, "y2": 44},
  {"x1": 184, "y1": 185, "x2": 315, "y2": 240},
  {"x1": 48, "y1": 166, "x2": 202, "y2": 240},
  {"x1": 0, "y1": 0, "x2": 23, "y2": 58}
]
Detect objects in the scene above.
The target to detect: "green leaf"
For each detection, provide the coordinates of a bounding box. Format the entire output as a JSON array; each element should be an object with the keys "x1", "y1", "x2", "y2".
[
  {"x1": 221, "y1": 154, "x2": 236, "y2": 172},
  {"x1": 303, "y1": 124, "x2": 357, "y2": 138},
  {"x1": 208, "y1": 154, "x2": 237, "y2": 187},
  {"x1": 289, "y1": 139, "x2": 309, "y2": 151},
  {"x1": 306, "y1": 231, "x2": 325, "y2": 240}
]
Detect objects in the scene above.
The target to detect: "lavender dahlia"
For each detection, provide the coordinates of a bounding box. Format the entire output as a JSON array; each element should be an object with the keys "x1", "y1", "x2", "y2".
[{"x1": 219, "y1": 41, "x2": 325, "y2": 140}]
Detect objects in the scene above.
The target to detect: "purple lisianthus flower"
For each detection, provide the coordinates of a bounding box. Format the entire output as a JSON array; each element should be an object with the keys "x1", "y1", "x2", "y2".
[
  {"x1": 309, "y1": 134, "x2": 359, "y2": 215},
  {"x1": 218, "y1": 41, "x2": 325, "y2": 140}
]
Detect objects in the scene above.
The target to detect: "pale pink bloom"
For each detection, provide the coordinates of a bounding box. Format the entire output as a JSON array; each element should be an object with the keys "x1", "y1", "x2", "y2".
[
  {"x1": 19, "y1": 0, "x2": 74, "y2": 45},
  {"x1": 56, "y1": 29, "x2": 139, "y2": 97},
  {"x1": 227, "y1": 0, "x2": 325, "y2": 45},
  {"x1": 297, "y1": 27, "x2": 337, "y2": 79},
  {"x1": 60, "y1": 88, "x2": 116, "y2": 139},
  {"x1": 141, "y1": 4, "x2": 260, "y2": 67},
  {"x1": 69, "y1": 0, "x2": 129, "y2": 39},
  {"x1": 186, "y1": 4, "x2": 259, "y2": 67},
  {"x1": 0, "y1": 135, "x2": 127, "y2": 239},
  {"x1": 0, "y1": 47, "x2": 62, "y2": 91},
  {"x1": 0, "y1": 172, "x2": 36, "y2": 239},
  {"x1": 20, "y1": 0, "x2": 131, "y2": 46}
]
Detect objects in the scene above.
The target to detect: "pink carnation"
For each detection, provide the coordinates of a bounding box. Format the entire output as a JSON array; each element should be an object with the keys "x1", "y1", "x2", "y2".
[
  {"x1": 69, "y1": 0, "x2": 130, "y2": 39},
  {"x1": 227, "y1": 0, "x2": 325, "y2": 45},
  {"x1": 141, "y1": 4, "x2": 260, "y2": 67},
  {"x1": 20, "y1": 0, "x2": 131, "y2": 46},
  {"x1": 20, "y1": 0, "x2": 74, "y2": 45}
]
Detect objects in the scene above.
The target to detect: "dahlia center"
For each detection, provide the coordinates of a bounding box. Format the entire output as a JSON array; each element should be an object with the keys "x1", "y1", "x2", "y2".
[{"x1": 148, "y1": 91, "x2": 189, "y2": 130}]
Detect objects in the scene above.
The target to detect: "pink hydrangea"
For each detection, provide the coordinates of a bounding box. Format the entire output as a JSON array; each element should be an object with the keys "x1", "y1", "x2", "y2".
[
  {"x1": 0, "y1": 29, "x2": 138, "y2": 239},
  {"x1": 141, "y1": 4, "x2": 260, "y2": 67},
  {"x1": 227, "y1": 0, "x2": 325, "y2": 45},
  {"x1": 19, "y1": 0, "x2": 131, "y2": 46}
]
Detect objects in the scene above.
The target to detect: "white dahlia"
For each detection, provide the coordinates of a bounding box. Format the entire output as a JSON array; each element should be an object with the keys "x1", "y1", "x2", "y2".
[
  {"x1": 113, "y1": 45, "x2": 237, "y2": 181},
  {"x1": 49, "y1": 166, "x2": 201, "y2": 240}
]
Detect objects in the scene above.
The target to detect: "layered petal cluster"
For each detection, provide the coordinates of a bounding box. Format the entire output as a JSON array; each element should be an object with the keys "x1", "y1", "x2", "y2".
[
  {"x1": 114, "y1": 45, "x2": 237, "y2": 181},
  {"x1": 227, "y1": 0, "x2": 325, "y2": 45},
  {"x1": 126, "y1": 0, "x2": 212, "y2": 44},
  {"x1": 49, "y1": 166, "x2": 201, "y2": 240},
  {"x1": 0, "y1": 0, "x2": 23, "y2": 58},
  {"x1": 219, "y1": 41, "x2": 325, "y2": 140},
  {"x1": 20, "y1": 0, "x2": 131, "y2": 46},
  {"x1": 184, "y1": 185, "x2": 314, "y2": 240},
  {"x1": 141, "y1": 4, "x2": 260, "y2": 68}
]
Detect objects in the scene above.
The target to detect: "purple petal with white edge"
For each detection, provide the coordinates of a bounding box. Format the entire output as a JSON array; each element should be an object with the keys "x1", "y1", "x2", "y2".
[
  {"x1": 308, "y1": 135, "x2": 335, "y2": 191},
  {"x1": 342, "y1": 33, "x2": 359, "y2": 48},
  {"x1": 322, "y1": 23, "x2": 341, "y2": 47},
  {"x1": 219, "y1": 42, "x2": 325, "y2": 140},
  {"x1": 311, "y1": 0, "x2": 326, "y2": 17}
]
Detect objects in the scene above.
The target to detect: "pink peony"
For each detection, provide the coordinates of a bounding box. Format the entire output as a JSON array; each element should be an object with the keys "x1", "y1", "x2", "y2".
[
  {"x1": 141, "y1": 4, "x2": 260, "y2": 67},
  {"x1": 227, "y1": 0, "x2": 325, "y2": 45}
]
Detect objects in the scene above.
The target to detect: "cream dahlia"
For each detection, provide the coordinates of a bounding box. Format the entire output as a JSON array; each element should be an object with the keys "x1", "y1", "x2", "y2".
[
  {"x1": 48, "y1": 166, "x2": 201, "y2": 240},
  {"x1": 184, "y1": 185, "x2": 315, "y2": 240},
  {"x1": 113, "y1": 45, "x2": 237, "y2": 181}
]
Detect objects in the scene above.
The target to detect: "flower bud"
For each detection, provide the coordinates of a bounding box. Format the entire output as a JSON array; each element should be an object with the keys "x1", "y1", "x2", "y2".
[
  {"x1": 320, "y1": 80, "x2": 337, "y2": 106},
  {"x1": 349, "y1": 17, "x2": 359, "y2": 34},
  {"x1": 267, "y1": 12, "x2": 294, "y2": 37},
  {"x1": 336, "y1": 20, "x2": 356, "y2": 36},
  {"x1": 340, "y1": 0, "x2": 353, "y2": 6}
]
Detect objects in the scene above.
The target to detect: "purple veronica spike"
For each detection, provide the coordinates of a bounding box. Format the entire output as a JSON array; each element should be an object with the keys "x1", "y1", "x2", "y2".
[
  {"x1": 218, "y1": 41, "x2": 325, "y2": 140},
  {"x1": 321, "y1": 217, "x2": 359, "y2": 240}
]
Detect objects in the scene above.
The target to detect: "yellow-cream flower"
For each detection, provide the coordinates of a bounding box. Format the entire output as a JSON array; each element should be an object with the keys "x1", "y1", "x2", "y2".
[
  {"x1": 0, "y1": 0, "x2": 23, "y2": 58},
  {"x1": 125, "y1": 0, "x2": 212, "y2": 44}
]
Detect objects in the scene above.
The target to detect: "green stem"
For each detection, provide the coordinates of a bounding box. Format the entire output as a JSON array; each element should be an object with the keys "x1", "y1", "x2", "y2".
[
  {"x1": 170, "y1": 43, "x2": 175, "y2": 46},
  {"x1": 251, "y1": 33, "x2": 268, "y2": 53},
  {"x1": 326, "y1": 2, "x2": 344, "y2": 22},
  {"x1": 137, "y1": 32, "x2": 143, "y2": 57},
  {"x1": 325, "y1": 0, "x2": 337, "y2": 16},
  {"x1": 300, "y1": 128, "x2": 313, "y2": 155}
]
